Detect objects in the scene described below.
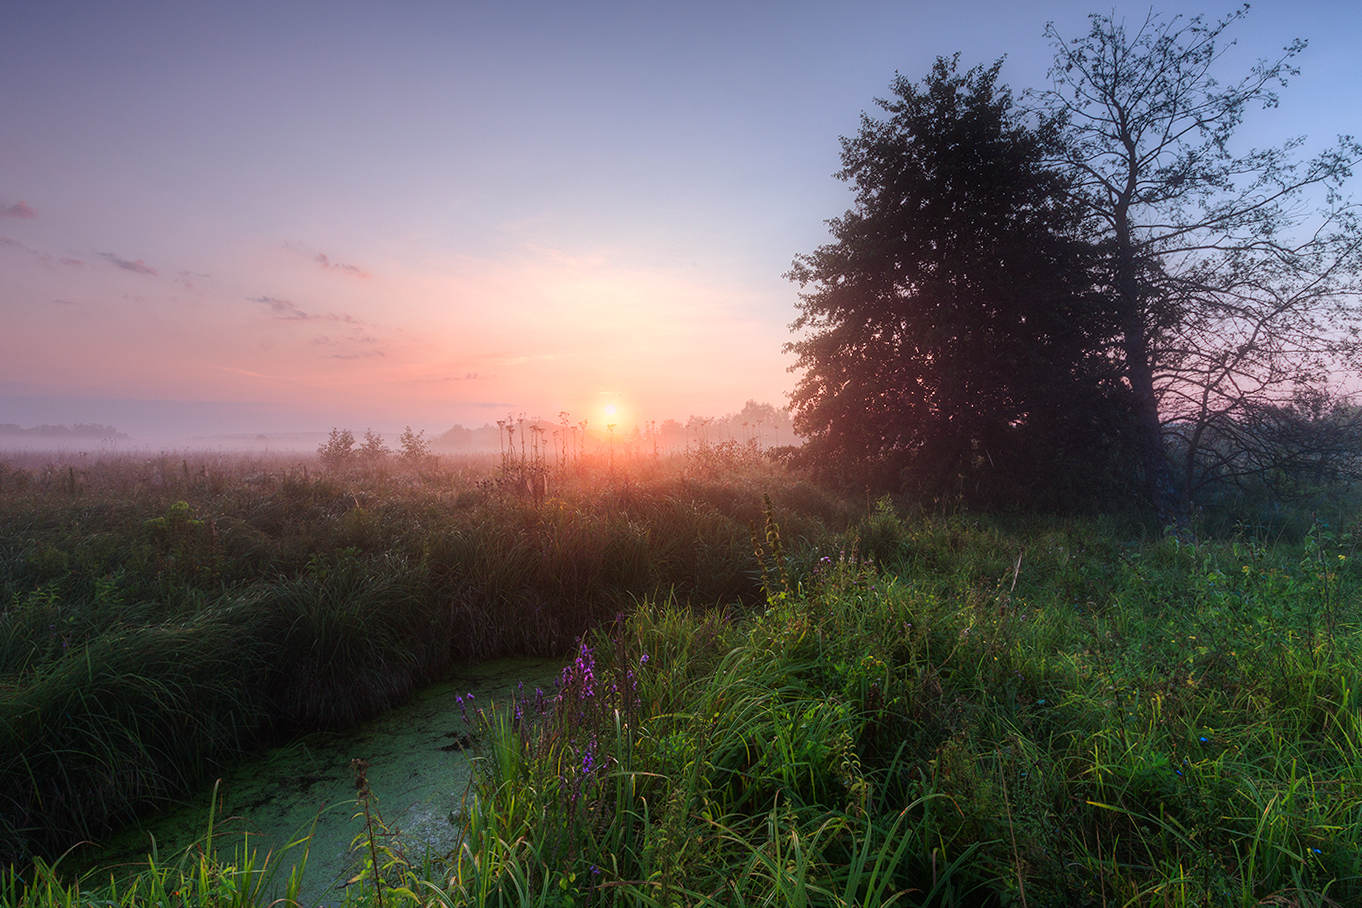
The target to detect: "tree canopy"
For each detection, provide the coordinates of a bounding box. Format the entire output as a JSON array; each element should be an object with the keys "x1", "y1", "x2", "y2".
[
  {"x1": 789, "y1": 10, "x2": 1362, "y2": 518},
  {"x1": 1033, "y1": 6, "x2": 1362, "y2": 521},
  {"x1": 786, "y1": 57, "x2": 1133, "y2": 504}
]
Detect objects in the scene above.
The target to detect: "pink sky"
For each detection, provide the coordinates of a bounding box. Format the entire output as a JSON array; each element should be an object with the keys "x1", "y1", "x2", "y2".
[{"x1": 3, "y1": 1, "x2": 1360, "y2": 442}]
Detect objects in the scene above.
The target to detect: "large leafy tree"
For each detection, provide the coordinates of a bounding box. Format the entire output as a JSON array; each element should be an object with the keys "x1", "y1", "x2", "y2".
[
  {"x1": 786, "y1": 57, "x2": 1132, "y2": 503},
  {"x1": 1033, "y1": 7, "x2": 1362, "y2": 523}
]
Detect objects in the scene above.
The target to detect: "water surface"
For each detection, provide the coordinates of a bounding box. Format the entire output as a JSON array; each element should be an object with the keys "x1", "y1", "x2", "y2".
[{"x1": 73, "y1": 658, "x2": 562, "y2": 906}]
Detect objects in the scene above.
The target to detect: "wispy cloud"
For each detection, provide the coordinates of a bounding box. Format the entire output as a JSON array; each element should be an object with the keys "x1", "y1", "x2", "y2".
[
  {"x1": 282, "y1": 241, "x2": 371, "y2": 278},
  {"x1": 99, "y1": 252, "x2": 158, "y2": 276},
  {"x1": 249, "y1": 295, "x2": 314, "y2": 320},
  {"x1": 314, "y1": 252, "x2": 371, "y2": 278},
  {"x1": 312, "y1": 333, "x2": 380, "y2": 346},
  {"x1": 248, "y1": 295, "x2": 368, "y2": 327},
  {"x1": 1, "y1": 237, "x2": 84, "y2": 268},
  {"x1": 422, "y1": 372, "x2": 490, "y2": 383},
  {"x1": 311, "y1": 332, "x2": 385, "y2": 359},
  {"x1": 176, "y1": 269, "x2": 211, "y2": 290},
  {"x1": 0, "y1": 201, "x2": 37, "y2": 219},
  {"x1": 0, "y1": 236, "x2": 42, "y2": 257}
]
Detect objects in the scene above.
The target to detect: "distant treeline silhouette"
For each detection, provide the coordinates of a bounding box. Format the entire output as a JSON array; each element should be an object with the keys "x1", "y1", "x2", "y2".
[
  {"x1": 432, "y1": 400, "x2": 797, "y2": 454},
  {"x1": 0, "y1": 423, "x2": 128, "y2": 439}
]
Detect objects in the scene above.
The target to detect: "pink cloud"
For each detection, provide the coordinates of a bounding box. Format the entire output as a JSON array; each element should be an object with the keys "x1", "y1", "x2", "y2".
[
  {"x1": 99, "y1": 252, "x2": 158, "y2": 276},
  {"x1": 0, "y1": 201, "x2": 37, "y2": 219}
]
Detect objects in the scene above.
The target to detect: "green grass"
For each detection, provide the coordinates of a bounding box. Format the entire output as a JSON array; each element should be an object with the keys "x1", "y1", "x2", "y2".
[
  {"x1": 432, "y1": 511, "x2": 1362, "y2": 907},
  {"x1": 0, "y1": 450, "x2": 846, "y2": 867},
  {"x1": 0, "y1": 781, "x2": 315, "y2": 908},
  {"x1": 5, "y1": 449, "x2": 1362, "y2": 905}
]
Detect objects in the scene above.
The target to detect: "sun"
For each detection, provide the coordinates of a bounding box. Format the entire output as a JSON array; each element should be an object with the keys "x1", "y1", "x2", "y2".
[{"x1": 604, "y1": 404, "x2": 617, "y2": 417}]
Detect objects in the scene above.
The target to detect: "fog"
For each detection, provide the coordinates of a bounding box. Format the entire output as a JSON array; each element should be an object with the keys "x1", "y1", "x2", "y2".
[{"x1": 0, "y1": 395, "x2": 799, "y2": 457}]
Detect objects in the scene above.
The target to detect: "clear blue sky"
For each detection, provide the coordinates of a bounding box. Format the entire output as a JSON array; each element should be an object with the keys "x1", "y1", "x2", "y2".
[{"x1": 3, "y1": 1, "x2": 1358, "y2": 441}]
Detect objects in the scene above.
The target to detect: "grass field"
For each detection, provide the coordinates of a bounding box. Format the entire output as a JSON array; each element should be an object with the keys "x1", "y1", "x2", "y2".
[{"x1": 3, "y1": 447, "x2": 1360, "y2": 906}]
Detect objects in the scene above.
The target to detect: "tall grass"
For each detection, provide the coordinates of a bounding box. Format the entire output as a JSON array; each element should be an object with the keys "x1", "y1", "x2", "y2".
[
  {"x1": 6, "y1": 449, "x2": 1361, "y2": 905},
  {"x1": 437, "y1": 511, "x2": 1362, "y2": 907},
  {"x1": 0, "y1": 450, "x2": 845, "y2": 866}
]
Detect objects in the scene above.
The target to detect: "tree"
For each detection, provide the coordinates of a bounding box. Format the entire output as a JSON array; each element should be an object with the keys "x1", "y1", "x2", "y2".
[
  {"x1": 1170, "y1": 387, "x2": 1362, "y2": 507},
  {"x1": 399, "y1": 426, "x2": 431, "y2": 461},
  {"x1": 1033, "y1": 6, "x2": 1362, "y2": 523},
  {"x1": 359, "y1": 428, "x2": 390, "y2": 464},
  {"x1": 786, "y1": 57, "x2": 1132, "y2": 503},
  {"x1": 318, "y1": 427, "x2": 355, "y2": 470}
]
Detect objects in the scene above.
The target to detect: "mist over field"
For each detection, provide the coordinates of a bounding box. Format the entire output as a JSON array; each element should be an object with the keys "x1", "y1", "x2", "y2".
[{"x1": 0, "y1": 397, "x2": 797, "y2": 456}]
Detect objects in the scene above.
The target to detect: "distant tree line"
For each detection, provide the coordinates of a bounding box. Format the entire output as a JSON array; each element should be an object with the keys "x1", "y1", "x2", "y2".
[
  {"x1": 428, "y1": 400, "x2": 798, "y2": 457},
  {"x1": 787, "y1": 9, "x2": 1362, "y2": 522}
]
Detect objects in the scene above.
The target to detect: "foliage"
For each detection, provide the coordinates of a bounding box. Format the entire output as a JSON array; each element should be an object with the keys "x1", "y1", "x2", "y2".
[
  {"x1": 399, "y1": 426, "x2": 431, "y2": 461},
  {"x1": 1171, "y1": 387, "x2": 1362, "y2": 512},
  {"x1": 360, "y1": 429, "x2": 391, "y2": 464},
  {"x1": 319, "y1": 428, "x2": 357, "y2": 470},
  {"x1": 786, "y1": 56, "x2": 1133, "y2": 505}
]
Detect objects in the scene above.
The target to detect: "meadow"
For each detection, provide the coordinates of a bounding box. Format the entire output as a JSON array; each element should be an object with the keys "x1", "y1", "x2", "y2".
[{"x1": 2, "y1": 444, "x2": 1361, "y2": 906}]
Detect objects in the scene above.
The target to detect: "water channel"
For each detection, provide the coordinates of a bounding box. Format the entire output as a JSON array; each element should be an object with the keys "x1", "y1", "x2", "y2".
[{"x1": 71, "y1": 658, "x2": 564, "y2": 907}]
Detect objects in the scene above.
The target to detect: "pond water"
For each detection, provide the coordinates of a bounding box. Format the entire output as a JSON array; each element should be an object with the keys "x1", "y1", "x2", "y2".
[{"x1": 70, "y1": 658, "x2": 563, "y2": 907}]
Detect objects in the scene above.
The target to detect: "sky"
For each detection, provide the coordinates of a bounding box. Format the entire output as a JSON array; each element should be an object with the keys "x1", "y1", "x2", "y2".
[{"x1": 3, "y1": 0, "x2": 1360, "y2": 444}]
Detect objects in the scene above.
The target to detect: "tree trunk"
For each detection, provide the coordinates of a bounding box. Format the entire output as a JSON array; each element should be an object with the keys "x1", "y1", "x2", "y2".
[{"x1": 1113, "y1": 210, "x2": 1187, "y2": 529}]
